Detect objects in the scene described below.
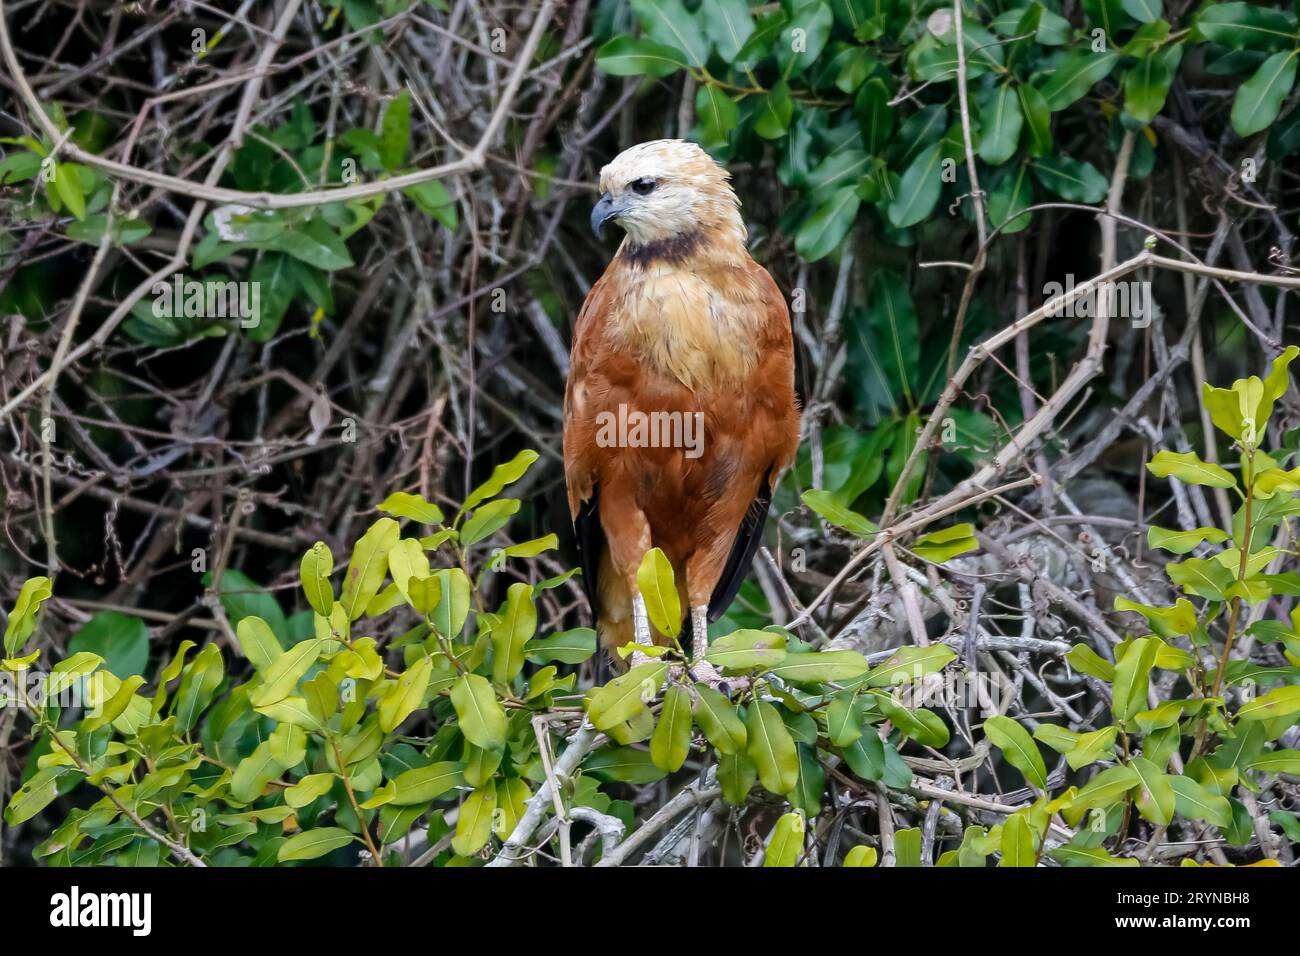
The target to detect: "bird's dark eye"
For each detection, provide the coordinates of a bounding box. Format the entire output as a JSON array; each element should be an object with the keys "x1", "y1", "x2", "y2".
[{"x1": 630, "y1": 177, "x2": 656, "y2": 196}]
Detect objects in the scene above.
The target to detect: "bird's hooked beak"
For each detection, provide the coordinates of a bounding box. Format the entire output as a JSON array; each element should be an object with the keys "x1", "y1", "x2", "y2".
[{"x1": 590, "y1": 191, "x2": 625, "y2": 238}]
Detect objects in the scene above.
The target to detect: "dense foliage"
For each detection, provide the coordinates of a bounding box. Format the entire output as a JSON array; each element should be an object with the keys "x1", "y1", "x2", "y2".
[{"x1": 1, "y1": 0, "x2": 1299, "y2": 866}]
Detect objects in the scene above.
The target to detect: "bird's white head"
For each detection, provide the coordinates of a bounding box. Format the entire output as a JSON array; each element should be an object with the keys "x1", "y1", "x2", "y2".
[{"x1": 591, "y1": 140, "x2": 745, "y2": 252}]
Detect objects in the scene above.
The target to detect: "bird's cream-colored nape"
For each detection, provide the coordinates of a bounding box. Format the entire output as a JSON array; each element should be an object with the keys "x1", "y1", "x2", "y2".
[{"x1": 597, "y1": 139, "x2": 745, "y2": 246}]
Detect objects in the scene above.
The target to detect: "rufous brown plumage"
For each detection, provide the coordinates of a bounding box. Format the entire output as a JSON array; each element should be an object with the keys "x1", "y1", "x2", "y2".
[{"x1": 563, "y1": 140, "x2": 800, "y2": 672}]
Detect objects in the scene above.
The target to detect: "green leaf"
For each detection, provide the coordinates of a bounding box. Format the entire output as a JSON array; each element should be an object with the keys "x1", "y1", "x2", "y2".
[
  {"x1": 403, "y1": 180, "x2": 457, "y2": 230},
  {"x1": 1113, "y1": 596, "x2": 1198, "y2": 637},
  {"x1": 4, "y1": 767, "x2": 65, "y2": 826},
  {"x1": 705, "y1": 629, "x2": 788, "y2": 671},
  {"x1": 693, "y1": 685, "x2": 747, "y2": 754},
  {"x1": 746, "y1": 701, "x2": 799, "y2": 794},
  {"x1": 1147, "y1": 449, "x2": 1237, "y2": 488},
  {"x1": 378, "y1": 654, "x2": 432, "y2": 732},
  {"x1": 380, "y1": 89, "x2": 411, "y2": 171},
  {"x1": 767, "y1": 650, "x2": 870, "y2": 684},
  {"x1": 988, "y1": 162, "x2": 1034, "y2": 233},
  {"x1": 340, "y1": 517, "x2": 400, "y2": 621},
  {"x1": 1122, "y1": 43, "x2": 1183, "y2": 124},
  {"x1": 1037, "y1": 50, "x2": 1118, "y2": 111},
  {"x1": 585, "y1": 745, "x2": 669, "y2": 784},
  {"x1": 842, "y1": 728, "x2": 886, "y2": 781},
  {"x1": 430, "y1": 568, "x2": 472, "y2": 639},
  {"x1": 491, "y1": 583, "x2": 536, "y2": 684},
  {"x1": 285, "y1": 773, "x2": 335, "y2": 809},
  {"x1": 1129, "y1": 756, "x2": 1176, "y2": 825},
  {"x1": 1238, "y1": 684, "x2": 1300, "y2": 721},
  {"x1": 524, "y1": 628, "x2": 597, "y2": 665},
  {"x1": 1232, "y1": 50, "x2": 1299, "y2": 137},
  {"x1": 299, "y1": 542, "x2": 334, "y2": 617},
  {"x1": 700, "y1": 0, "x2": 754, "y2": 60},
  {"x1": 52, "y1": 163, "x2": 87, "y2": 221},
  {"x1": 802, "y1": 489, "x2": 878, "y2": 537},
  {"x1": 1066, "y1": 726, "x2": 1120, "y2": 770},
  {"x1": 235, "y1": 615, "x2": 283, "y2": 674},
  {"x1": 1195, "y1": 3, "x2": 1297, "y2": 51},
  {"x1": 696, "y1": 84, "x2": 739, "y2": 149},
  {"x1": 999, "y1": 812, "x2": 1036, "y2": 866},
  {"x1": 795, "y1": 186, "x2": 860, "y2": 261},
  {"x1": 1146, "y1": 525, "x2": 1229, "y2": 554},
  {"x1": 0, "y1": 150, "x2": 41, "y2": 184},
  {"x1": 1072, "y1": 764, "x2": 1140, "y2": 809},
  {"x1": 718, "y1": 750, "x2": 758, "y2": 804},
  {"x1": 650, "y1": 685, "x2": 693, "y2": 772},
  {"x1": 1031, "y1": 154, "x2": 1109, "y2": 202},
  {"x1": 1166, "y1": 557, "x2": 1235, "y2": 601},
  {"x1": 632, "y1": 0, "x2": 709, "y2": 68},
  {"x1": 912, "y1": 523, "x2": 979, "y2": 563},
  {"x1": 460, "y1": 498, "x2": 520, "y2": 546},
  {"x1": 826, "y1": 692, "x2": 865, "y2": 747},
  {"x1": 4, "y1": 576, "x2": 52, "y2": 657},
  {"x1": 1017, "y1": 83, "x2": 1053, "y2": 157},
  {"x1": 595, "y1": 36, "x2": 690, "y2": 76},
  {"x1": 262, "y1": 218, "x2": 353, "y2": 271},
  {"x1": 587, "y1": 662, "x2": 668, "y2": 730},
  {"x1": 450, "y1": 673, "x2": 507, "y2": 747},
  {"x1": 764, "y1": 811, "x2": 806, "y2": 867},
  {"x1": 1052, "y1": 844, "x2": 1139, "y2": 867},
  {"x1": 855, "y1": 78, "x2": 894, "y2": 154},
  {"x1": 172, "y1": 643, "x2": 224, "y2": 732},
  {"x1": 887, "y1": 141, "x2": 944, "y2": 229},
  {"x1": 377, "y1": 492, "x2": 444, "y2": 525},
  {"x1": 777, "y1": 1, "x2": 833, "y2": 77},
  {"x1": 850, "y1": 269, "x2": 920, "y2": 412},
  {"x1": 1067, "y1": 643, "x2": 1115, "y2": 682},
  {"x1": 461, "y1": 449, "x2": 538, "y2": 515},
  {"x1": 755, "y1": 79, "x2": 795, "y2": 139},
  {"x1": 389, "y1": 761, "x2": 465, "y2": 805},
  {"x1": 1169, "y1": 774, "x2": 1232, "y2": 827},
  {"x1": 278, "y1": 827, "x2": 356, "y2": 862},
  {"x1": 1121, "y1": 0, "x2": 1161, "y2": 24},
  {"x1": 843, "y1": 844, "x2": 877, "y2": 867},
  {"x1": 979, "y1": 83, "x2": 1024, "y2": 165},
  {"x1": 249, "y1": 638, "x2": 323, "y2": 708},
  {"x1": 636, "y1": 547, "x2": 681, "y2": 639},
  {"x1": 866, "y1": 645, "x2": 957, "y2": 687},
  {"x1": 68, "y1": 611, "x2": 148, "y2": 679},
  {"x1": 452, "y1": 782, "x2": 498, "y2": 857},
  {"x1": 984, "y1": 716, "x2": 1048, "y2": 790},
  {"x1": 1112, "y1": 637, "x2": 1159, "y2": 722}
]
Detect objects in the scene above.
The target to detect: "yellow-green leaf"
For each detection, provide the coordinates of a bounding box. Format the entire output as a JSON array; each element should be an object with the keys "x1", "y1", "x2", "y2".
[
  {"x1": 451, "y1": 781, "x2": 497, "y2": 857},
  {"x1": 586, "y1": 662, "x2": 667, "y2": 731},
  {"x1": 650, "y1": 685, "x2": 693, "y2": 772},
  {"x1": 248, "y1": 639, "x2": 322, "y2": 708},
  {"x1": 299, "y1": 542, "x2": 334, "y2": 616},
  {"x1": 339, "y1": 517, "x2": 400, "y2": 621},
  {"x1": 450, "y1": 672, "x2": 507, "y2": 748},
  {"x1": 636, "y1": 548, "x2": 681, "y2": 639},
  {"x1": 763, "y1": 811, "x2": 805, "y2": 867},
  {"x1": 693, "y1": 684, "x2": 746, "y2": 754},
  {"x1": 389, "y1": 761, "x2": 465, "y2": 805},
  {"x1": 984, "y1": 715, "x2": 1047, "y2": 791},
  {"x1": 278, "y1": 827, "x2": 356, "y2": 861},
  {"x1": 746, "y1": 700, "x2": 799, "y2": 794}
]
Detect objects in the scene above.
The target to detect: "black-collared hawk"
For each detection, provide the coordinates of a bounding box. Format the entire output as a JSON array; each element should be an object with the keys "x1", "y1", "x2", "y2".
[{"x1": 563, "y1": 139, "x2": 800, "y2": 682}]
